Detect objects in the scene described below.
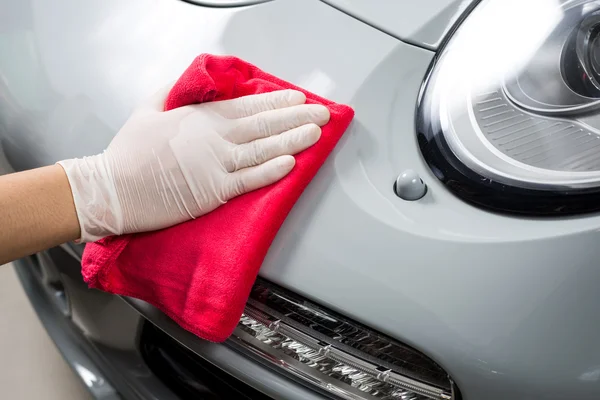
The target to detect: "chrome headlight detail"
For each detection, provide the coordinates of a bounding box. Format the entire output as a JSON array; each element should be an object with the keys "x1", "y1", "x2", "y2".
[
  {"x1": 418, "y1": 0, "x2": 600, "y2": 214},
  {"x1": 231, "y1": 280, "x2": 455, "y2": 400}
]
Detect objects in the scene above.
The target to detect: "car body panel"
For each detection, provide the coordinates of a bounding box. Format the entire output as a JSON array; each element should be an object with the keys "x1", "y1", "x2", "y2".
[
  {"x1": 3, "y1": 0, "x2": 600, "y2": 399},
  {"x1": 321, "y1": 0, "x2": 477, "y2": 50}
]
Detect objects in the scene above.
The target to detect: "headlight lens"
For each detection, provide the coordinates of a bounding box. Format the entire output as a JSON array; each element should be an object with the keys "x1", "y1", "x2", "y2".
[{"x1": 418, "y1": 0, "x2": 600, "y2": 215}]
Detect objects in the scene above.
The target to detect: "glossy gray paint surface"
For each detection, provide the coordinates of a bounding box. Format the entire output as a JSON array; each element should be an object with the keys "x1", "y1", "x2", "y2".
[
  {"x1": 322, "y1": 0, "x2": 476, "y2": 50},
  {"x1": 3, "y1": 0, "x2": 600, "y2": 399}
]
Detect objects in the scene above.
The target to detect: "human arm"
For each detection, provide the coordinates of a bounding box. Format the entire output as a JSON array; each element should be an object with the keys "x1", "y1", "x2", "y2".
[{"x1": 0, "y1": 165, "x2": 80, "y2": 264}]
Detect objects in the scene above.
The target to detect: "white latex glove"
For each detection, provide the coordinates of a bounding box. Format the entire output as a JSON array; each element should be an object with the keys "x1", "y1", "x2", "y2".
[{"x1": 58, "y1": 88, "x2": 330, "y2": 242}]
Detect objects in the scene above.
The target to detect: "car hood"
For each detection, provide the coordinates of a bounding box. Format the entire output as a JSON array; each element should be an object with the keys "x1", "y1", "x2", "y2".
[{"x1": 321, "y1": 0, "x2": 478, "y2": 50}]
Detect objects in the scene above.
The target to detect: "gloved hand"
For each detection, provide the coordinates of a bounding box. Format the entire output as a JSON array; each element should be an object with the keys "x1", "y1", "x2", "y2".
[{"x1": 58, "y1": 88, "x2": 330, "y2": 242}]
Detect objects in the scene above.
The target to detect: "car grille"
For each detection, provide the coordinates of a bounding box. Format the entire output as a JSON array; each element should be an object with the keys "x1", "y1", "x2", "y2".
[
  {"x1": 248, "y1": 280, "x2": 450, "y2": 389},
  {"x1": 228, "y1": 279, "x2": 455, "y2": 400}
]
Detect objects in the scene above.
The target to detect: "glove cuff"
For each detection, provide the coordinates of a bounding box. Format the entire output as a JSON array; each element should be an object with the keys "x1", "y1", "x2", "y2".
[{"x1": 57, "y1": 154, "x2": 123, "y2": 242}]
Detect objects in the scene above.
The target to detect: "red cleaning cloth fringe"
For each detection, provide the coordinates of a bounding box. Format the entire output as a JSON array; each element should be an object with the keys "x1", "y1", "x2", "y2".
[{"x1": 81, "y1": 54, "x2": 355, "y2": 342}]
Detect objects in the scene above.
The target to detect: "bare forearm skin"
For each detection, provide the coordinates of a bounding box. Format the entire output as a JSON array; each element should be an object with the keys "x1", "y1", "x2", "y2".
[{"x1": 0, "y1": 165, "x2": 80, "y2": 264}]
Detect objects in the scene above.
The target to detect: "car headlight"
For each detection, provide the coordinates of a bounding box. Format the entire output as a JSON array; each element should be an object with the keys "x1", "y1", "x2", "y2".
[{"x1": 418, "y1": 0, "x2": 600, "y2": 215}]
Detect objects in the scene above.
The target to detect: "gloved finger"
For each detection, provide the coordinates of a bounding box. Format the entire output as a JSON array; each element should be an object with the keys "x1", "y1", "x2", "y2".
[
  {"x1": 138, "y1": 81, "x2": 177, "y2": 112},
  {"x1": 229, "y1": 103, "x2": 330, "y2": 144},
  {"x1": 225, "y1": 155, "x2": 295, "y2": 198},
  {"x1": 228, "y1": 123, "x2": 321, "y2": 171},
  {"x1": 208, "y1": 90, "x2": 306, "y2": 119}
]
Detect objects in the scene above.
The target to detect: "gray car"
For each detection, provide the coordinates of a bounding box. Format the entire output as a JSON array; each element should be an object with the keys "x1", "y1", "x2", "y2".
[{"x1": 3, "y1": 0, "x2": 600, "y2": 399}]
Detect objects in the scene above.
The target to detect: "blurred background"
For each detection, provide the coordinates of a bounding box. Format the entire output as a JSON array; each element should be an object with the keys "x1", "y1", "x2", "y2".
[{"x1": 0, "y1": 265, "x2": 90, "y2": 399}]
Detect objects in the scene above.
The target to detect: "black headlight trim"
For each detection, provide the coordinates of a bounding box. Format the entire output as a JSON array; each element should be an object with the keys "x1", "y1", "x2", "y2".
[{"x1": 416, "y1": 127, "x2": 600, "y2": 215}]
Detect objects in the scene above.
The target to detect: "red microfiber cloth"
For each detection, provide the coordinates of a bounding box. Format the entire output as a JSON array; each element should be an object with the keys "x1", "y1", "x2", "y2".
[{"x1": 81, "y1": 54, "x2": 354, "y2": 342}]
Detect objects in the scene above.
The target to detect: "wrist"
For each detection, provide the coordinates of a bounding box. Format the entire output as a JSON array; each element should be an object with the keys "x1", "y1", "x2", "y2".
[
  {"x1": 50, "y1": 164, "x2": 82, "y2": 242},
  {"x1": 57, "y1": 153, "x2": 123, "y2": 242}
]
